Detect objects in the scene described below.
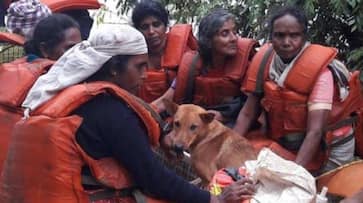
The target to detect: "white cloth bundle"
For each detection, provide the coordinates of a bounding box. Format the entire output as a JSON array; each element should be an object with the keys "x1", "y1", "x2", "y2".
[{"x1": 246, "y1": 148, "x2": 316, "y2": 203}]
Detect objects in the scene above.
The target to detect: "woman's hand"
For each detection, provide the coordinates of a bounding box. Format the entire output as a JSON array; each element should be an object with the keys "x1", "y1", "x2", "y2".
[{"x1": 210, "y1": 178, "x2": 256, "y2": 203}]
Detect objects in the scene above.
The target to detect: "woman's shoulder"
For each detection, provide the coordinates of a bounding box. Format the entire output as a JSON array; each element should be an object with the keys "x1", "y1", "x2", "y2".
[{"x1": 74, "y1": 93, "x2": 131, "y2": 117}]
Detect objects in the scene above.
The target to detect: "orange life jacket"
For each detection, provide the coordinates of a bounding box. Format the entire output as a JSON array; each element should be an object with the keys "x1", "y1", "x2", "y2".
[
  {"x1": 0, "y1": 57, "x2": 53, "y2": 173},
  {"x1": 40, "y1": 0, "x2": 101, "y2": 12},
  {"x1": 0, "y1": 82, "x2": 168, "y2": 203},
  {"x1": 316, "y1": 160, "x2": 363, "y2": 198},
  {"x1": 0, "y1": 32, "x2": 25, "y2": 45},
  {"x1": 174, "y1": 37, "x2": 257, "y2": 107},
  {"x1": 243, "y1": 43, "x2": 363, "y2": 170},
  {"x1": 138, "y1": 24, "x2": 198, "y2": 102}
]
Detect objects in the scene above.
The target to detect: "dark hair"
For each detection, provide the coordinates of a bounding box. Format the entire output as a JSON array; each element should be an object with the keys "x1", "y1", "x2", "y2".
[
  {"x1": 24, "y1": 13, "x2": 80, "y2": 57},
  {"x1": 269, "y1": 6, "x2": 308, "y2": 38},
  {"x1": 61, "y1": 9, "x2": 93, "y2": 40},
  {"x1": 198, "y1": 8, "x2": 235, "y2": 64},
  {"x1": 86, "y1": 55, "x2": 131, "y2": 82},
  {"x1": 131, "y1": 0, "x2": 169, "y2": 29}
]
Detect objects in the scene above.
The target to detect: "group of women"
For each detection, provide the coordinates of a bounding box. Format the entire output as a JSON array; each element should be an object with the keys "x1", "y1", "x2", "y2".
[{"x1": 0, "y1": 0, "x2": 361, "y2": 202}]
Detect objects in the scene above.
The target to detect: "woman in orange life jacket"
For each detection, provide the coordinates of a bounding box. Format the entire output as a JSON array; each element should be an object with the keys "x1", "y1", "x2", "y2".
[
  {"x1": 152, "y1": 8, "x2": 257, "y2": 126},
  {"x1": 233, "y1": 6, "x2": 355, "y2": 173},
  {"x1": 131, "y1": 0, "x2": 198, "y2": 102},
  {"x1": 15, "y1": 24, "x2": 255, "y2": 203},
  {"x1": 0, "y1": 13, "x2": 81, "y2": 172}
]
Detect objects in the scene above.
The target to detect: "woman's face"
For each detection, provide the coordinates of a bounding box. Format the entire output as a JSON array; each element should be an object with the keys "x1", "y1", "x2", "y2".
[
  {"x1": 138, "y1": 16, "x2": 167, "y2": 53},
  {"x1": 211, "y1": 19, "x2": 238, "y2": 57},
  {"x1": 271, "y1": 14, "x2": 306, "y2": 62},
  {"x1": 115, "y1": 54, "x2": 148, "y2": 95},
  {"x1": 45, "y1": 27, "x2": 82, "y2": 60}
]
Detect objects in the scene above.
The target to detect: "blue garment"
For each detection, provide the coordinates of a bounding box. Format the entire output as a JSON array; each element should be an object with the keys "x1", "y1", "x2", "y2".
[
  {"x1": 0, "y1": 2, "x2": 5, "y2": 27},
  {"x1": 74, "y1": 94, "x2": 210, "y2": 203},
  {"x1": 26, "y1": 54, "x2": 40, "y2": 62}
]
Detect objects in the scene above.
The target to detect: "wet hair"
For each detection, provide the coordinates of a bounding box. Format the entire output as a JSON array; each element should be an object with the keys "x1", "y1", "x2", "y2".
[
  {"x1": 269, "y1": 6, "x2": 308, "y2": 38},
  {"x1": 198, "y1": 8, "x2": 235, "y2": 64},
  {"x1": 131, "y1": 0, "x2": 169, "y2": 29},
  {"x1": 24, "y1": 13, "x2": 80, "y2": 57},
  {"x1": 86, "y1": 55, "x2": 132, "y2": 82}
]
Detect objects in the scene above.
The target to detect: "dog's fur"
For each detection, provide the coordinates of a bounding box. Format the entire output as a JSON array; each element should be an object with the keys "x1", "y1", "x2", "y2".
[{"x1": 163, "y1": 99, "x2": 257, "y2": 184}]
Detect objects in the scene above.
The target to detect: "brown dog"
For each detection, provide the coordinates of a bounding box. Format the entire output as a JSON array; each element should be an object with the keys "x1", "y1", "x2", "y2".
[{"x1": 163, "y1": 99, "x2": 257, "y2": 184}]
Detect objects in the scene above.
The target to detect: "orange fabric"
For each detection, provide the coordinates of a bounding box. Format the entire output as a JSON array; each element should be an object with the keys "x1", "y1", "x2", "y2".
[
  {"x1": 138, "y1": 24, "x2": 197, "y2": 102},
  {"x1": 174, "y1": 37, "x2": 257, "y2": 106},
  {"x1": 0, "y1": 58, "x2": 53, "y2": 175},
  {"x1": 242, "y1": 43, "x2": 363, "y2": 170},
  {"x1": 245, "y1": 131, "x2": 324, "y2": 171},
  {"x1": 0, "y1": 57, "x2": 54, "y2": 107},
  {"x1": 34, "y1": 82, "x2": 161, "y2": 146},
  {"x1": 242, "y1": 44, "x2": 274, "y2": 94},
  {"x1": 284, "y1": 45, "x2": 337, "y2": 94},
  {"x1": 0, "y1": 32, "x2": 25, "y2": 45},
  {"x1": 317, "y1": 161, "x2": 363, "y2": 198},
  {"x1": 40, "y1": 0, "x2": 101, "y2": 12},
  {"x1": 261, "y1": 71, "x2": 362, "y2": 142},
  {"x1": 0, "y1": 106, "x2": 22, "y2": 177},
  {"x1": 0, "y1": 82, "x2": 163, "y2": 203},
  {"x1": 161, "y1": 24, "x2": 198, "y2": 68}
]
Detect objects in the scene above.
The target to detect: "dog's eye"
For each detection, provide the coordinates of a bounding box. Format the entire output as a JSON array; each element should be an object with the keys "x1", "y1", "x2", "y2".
[
  {"x1": 174, "y1": 121, "x2": 180, "y2": 128},
  {"x1": 190, "y1": 124, "x2": 197, "y2": 131}
]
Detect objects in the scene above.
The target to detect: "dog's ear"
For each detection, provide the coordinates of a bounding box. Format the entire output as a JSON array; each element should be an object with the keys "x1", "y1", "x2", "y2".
[
  {"x1": 199, "y1": 112, "x2": 215, "y2": 124},
  {"x1": 162, "y1": 98, "x2": 179, "y2": 115}
]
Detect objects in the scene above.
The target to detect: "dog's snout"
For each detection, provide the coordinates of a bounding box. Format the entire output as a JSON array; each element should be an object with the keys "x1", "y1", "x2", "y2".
[{"x1": 173, "y1": 144, "x2": 184, "y2": 154}]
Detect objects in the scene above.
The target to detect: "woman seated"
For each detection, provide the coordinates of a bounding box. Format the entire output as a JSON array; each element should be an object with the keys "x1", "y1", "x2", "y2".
[
  {"x1": 0, "y1": 13, "x2": 81, "y2": 173},
  {"x1": 153, "y1": 9, "x2": 257, "y2": 126},
  {"x1": 0, "y1": 24, "x2": 256, "y2": 203},
  {"x1": 132, "y1": 0, "x2": 198, "y2": 102}
]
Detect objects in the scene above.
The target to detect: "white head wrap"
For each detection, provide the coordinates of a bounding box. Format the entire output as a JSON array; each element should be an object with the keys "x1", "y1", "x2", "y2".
[{"x1": 22, "y1": 24, "x2": 147, "y2": 113}]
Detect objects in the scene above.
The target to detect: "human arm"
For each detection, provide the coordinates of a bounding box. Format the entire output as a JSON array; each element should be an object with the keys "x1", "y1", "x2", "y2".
[
  {"x1": 151, "y1": 79, "x2": 176, "y2": 113},
  {"x1": 295, "y1": 109, "x2": 330, "y2": 166},
  {"x1": 75, "y1": 95, "x2": 254, "y2": 203},
  {"x1": 295, "y1": 68, "x2": 334, "y2": 166},
  {"x1": 233, "y1": 93, "x2": 262, "y2": 136}
]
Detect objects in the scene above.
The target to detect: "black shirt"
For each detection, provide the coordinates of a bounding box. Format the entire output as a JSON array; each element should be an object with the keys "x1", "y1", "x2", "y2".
[{"x1": 74, "y1": 94, "x2": 210, "y2": 203}]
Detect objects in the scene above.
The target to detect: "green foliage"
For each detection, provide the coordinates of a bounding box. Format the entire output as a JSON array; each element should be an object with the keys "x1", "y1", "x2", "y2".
[{"x1": 113, "y1": 0, "x2": 363, "y2": 72}]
